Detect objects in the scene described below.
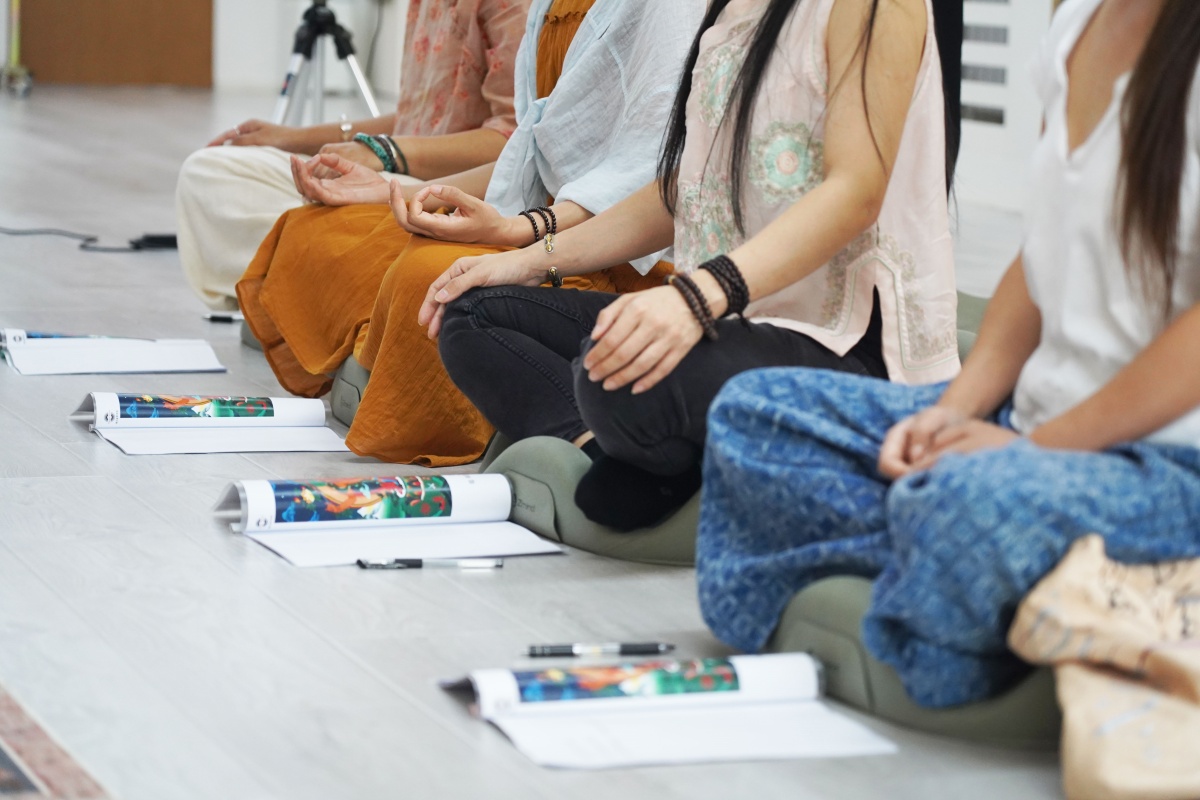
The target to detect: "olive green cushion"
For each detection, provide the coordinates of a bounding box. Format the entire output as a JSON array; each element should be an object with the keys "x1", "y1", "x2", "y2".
[
  {"x1": 239, "y1": 320, "x2": 264, "y2": 351},
  {"x1": 768, "y1": 576, "x2": 1060, "y2": 748},
  {"x1": 485, "y1": 436, "x2": 698, "y2": 567},
  {"x1": 330, "y1": 354, "x2": 371, "y2": 428}
]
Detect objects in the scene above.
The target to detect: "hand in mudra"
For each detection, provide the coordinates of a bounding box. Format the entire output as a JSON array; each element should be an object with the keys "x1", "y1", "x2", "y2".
[
  {"x1": 290, "y1": 153, "x2": 391, "y2": 207},
  {"x1": 390, "y1": 182, "x2": 509, "y2": 244}
]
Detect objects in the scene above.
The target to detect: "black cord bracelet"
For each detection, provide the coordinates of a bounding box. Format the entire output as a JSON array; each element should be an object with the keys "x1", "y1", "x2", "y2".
[
  {"x1": 668, "y1": 273, "x2": 720, "y2": 341},
  {"x1": 700, "y1": 254, "x2": 750, "y2": 318}
]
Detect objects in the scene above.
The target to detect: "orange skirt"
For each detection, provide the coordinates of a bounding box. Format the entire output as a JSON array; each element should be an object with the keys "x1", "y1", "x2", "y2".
[{"x1": 238, "y1": 203, "x2": 669, "y2": 466}]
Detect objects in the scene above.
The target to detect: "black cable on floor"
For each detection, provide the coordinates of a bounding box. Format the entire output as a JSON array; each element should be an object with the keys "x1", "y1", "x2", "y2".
[{"x1": 0, "y1": 225, "x2": 176, "y2": 253}]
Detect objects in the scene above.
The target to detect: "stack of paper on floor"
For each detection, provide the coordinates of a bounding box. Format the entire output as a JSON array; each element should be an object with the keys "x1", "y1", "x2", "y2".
[
  {"x1": 70, "y1": 393, "x2": 349, "y2": 454},
  {"x1": 0, "y1": 328, "x2": 223, "y2": 374},
  {"x1": 214, "y1": 473, "x2": 562, "y2": 567},
  {"x1": 442, "y1": 653, "x2": 896, "y2": 769}
]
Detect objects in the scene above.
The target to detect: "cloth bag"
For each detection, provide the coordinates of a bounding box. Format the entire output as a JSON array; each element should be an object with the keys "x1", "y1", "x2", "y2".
[{"x1": 1008, "y1": 535, "x2": 1200, "y2": 800}]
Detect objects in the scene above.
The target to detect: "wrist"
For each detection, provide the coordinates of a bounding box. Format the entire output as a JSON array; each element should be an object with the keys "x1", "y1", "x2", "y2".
[
  {"x1": 298, "y1": 124, "x2": 338, "y2": 155},
  {"x1": 690, "y1": 270, "x2": 729, "y2": 318},
  {"x1": 504, "y1": 215, "x2": 535, "y2": 248}
]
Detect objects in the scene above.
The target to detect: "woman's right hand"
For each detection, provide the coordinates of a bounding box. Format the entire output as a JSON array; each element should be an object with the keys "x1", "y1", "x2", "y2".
[
  {"x1": 418, "y1": 246, "x2": 547, "y2": 339},
  {"x1": 208, "y1": 119, "x2": 306, "y2": 151},
  {"x1": 290, "y1": 153, "x2": 391, "y2": 206},
  {"x1": 877, "y1": 405, "x2": 970, "y2": 480}
]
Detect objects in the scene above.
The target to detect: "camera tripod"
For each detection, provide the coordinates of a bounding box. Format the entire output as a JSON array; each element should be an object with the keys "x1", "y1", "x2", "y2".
[
  {"x1": 2, "y1": 0, "x2": 31, "y2": 98},
  {"x1": 273, "y1": 0, "x2": 380, "y2": 125}
]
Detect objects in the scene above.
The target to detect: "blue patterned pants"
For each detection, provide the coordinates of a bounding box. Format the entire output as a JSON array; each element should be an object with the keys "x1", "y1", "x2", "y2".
[{"x1": 696, "y1": 368, "x2": 1200, "y2": 707}]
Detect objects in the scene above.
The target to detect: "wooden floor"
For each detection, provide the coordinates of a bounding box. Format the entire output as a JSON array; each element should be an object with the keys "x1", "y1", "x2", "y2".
[{"x1": 0, "y1": 87, "x2": 1058, "y2": 800}]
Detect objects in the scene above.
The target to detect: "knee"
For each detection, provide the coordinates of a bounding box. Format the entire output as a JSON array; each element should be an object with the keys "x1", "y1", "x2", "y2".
[
  {"x1": 177, "y1": 146, "x2": 230, "y2": 188},
  {"x1": 886, "y1": 444, "x2": 1039, "y2": 558}
]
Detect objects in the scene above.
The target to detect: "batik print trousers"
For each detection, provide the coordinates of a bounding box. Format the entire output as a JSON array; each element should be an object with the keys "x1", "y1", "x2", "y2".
[{"x1": 696, "y1": 368, "x2": 1200, "y2": 707}]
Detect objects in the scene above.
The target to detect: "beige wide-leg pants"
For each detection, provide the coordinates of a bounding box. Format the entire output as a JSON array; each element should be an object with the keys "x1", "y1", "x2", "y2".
[{"x1": 176, "y1": 146, "x2": 302, "y2": 310}]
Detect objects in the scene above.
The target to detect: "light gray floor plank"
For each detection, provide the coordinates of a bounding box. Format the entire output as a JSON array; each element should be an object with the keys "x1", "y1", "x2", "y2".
[{"x1": 0, "y1": 86, "x2": 1057, "y2": 800}]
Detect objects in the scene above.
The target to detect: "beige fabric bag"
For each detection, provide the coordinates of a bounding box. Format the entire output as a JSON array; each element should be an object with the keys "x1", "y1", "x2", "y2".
[{"x1": 1009, "y1": 535, "x2": 1200, "y2": 800}]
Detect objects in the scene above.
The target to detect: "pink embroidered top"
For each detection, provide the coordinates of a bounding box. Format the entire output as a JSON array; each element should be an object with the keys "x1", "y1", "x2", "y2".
[
  {"x1": 673, "y1": 0, "x2": 960, "y2": 384},
  {"x1": 393, "y1": 0, "x2": 529, "y2": 138}
]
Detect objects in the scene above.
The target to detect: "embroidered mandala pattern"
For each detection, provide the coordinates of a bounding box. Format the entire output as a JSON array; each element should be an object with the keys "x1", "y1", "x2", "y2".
[
  {"x1": 748, "y1": 121, "x2": 824, "y2": 205},
  {"x1": 676, "y1": 171, "x2": 743, "y2": 269},
  {"x1": 696, "y1": 21, "x2": 756, "y2": 127}
]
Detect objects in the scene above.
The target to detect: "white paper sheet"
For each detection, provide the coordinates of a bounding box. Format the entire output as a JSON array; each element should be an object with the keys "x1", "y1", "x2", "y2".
[
  {"x1": 490, "y1": 700, "x2": 896, "y2": 769},
  {"x1": 96, "y1": 426, "x2": 349, "y2": 455},
  {"x1": 247, "y1": 520, "x2": 562, "y2": 567},
  {"x1": 2, "y1": 330, "x2": 224, "y2": 375}
]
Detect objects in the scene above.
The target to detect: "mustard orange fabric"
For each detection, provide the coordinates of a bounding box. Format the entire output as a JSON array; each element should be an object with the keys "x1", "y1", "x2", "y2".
[
  {"x1": 236, "y1": 0, "x2": 670, "y2": 465},
  {"x1": 238, "y1": 203, "x2": 408, "y2": 398}
]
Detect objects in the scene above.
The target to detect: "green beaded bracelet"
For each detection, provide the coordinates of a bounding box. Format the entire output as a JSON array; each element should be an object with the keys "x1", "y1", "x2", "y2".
[{"x1": 353, "y1": 132, "x2": 396, "y2": 173}]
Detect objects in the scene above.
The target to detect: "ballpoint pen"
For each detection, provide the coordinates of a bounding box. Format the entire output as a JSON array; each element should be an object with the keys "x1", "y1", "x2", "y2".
[
  {"x1": 525, "y1": 642, "x2": 675, "y2": 658},
  {"x1": 356, "y1": 558, "x2": 504, "y2": 570}
]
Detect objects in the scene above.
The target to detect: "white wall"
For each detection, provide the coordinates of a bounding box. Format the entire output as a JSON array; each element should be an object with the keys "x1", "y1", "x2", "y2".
[
  {"x1": 954, "y1": 0, "x2": 1055, "y2": 212},
  {"x1": 213, "y1": 0, "x2": 404, "y2": 97}
]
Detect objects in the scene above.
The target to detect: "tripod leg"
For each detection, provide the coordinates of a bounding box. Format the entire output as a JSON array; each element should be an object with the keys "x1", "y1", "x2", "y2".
[
  {"x1": 344, "y1": 54, "x2": 381, "y2": 118},
  {"x1": 273, "y1": 52, "x2": 309, "y2": 125},
  {"x1": 312, "y1": 35, "x2": 326, "y2": 125}
]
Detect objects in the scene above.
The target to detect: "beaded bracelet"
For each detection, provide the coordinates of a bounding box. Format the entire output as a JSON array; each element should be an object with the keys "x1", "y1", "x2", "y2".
[
  {"x1": 700, "y1": 254, "x2": 750, "y2": 318},
  {"x1": 535, "y1": 206, "x2": 557, "y2": 254},
  {"x1": 528, "y1": 208, "x2": 554, "y2": 253},
  {"x1": 518, "y1": 210, "x2": 542, "y2": 244},
  {"x1": 354, "y1": 132, "x2": 396, "y2": 173},
  {"x1": 382, "y1": 135, "x2": 410, "y2": 176},
  {"x1": 668, "y1": 273, "x2": 719, "y2": 341}
]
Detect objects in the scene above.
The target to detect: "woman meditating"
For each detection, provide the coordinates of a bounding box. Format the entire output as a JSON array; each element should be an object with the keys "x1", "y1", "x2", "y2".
[
  {"x1": 237, "y1": 0, "x2": 703, "y2": 465},
  {"x1": 177, "y1": 0, "x2": 529, "y2": 309},
  {"x1": 429, "y1": 0, "x2": 960, "y2": 531},
  {"x1": 696, "y1": 0, "x2": 1200, "y2": 708}
]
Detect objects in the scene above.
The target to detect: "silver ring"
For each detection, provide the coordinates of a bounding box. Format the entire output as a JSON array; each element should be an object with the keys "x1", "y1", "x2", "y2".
[{"x1": 233, "y1": 126, "x2": 241, "y2": 137}]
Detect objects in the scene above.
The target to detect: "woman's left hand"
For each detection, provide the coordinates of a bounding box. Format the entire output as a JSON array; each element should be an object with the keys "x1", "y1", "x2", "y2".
[
  {"x1": 583, "y1": 285, "x2": 704, "y2": 395},
  {"x1": 908, "y1": 419, "x2": 1020, "y2": 472}
]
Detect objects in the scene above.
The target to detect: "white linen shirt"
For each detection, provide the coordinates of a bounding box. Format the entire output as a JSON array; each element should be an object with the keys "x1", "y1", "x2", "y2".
[
  {"x1": 1011, "y1": 0, "x2": 1200, "y2": 448},
  {"x1": 485, "y1": 0, "x2": 705, "y2": 274}
]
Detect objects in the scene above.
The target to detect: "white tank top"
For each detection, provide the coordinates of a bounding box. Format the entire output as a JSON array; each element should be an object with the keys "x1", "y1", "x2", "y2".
[{"x1": 1011, "y1": 0, "x2": 1200, "y2": 448}]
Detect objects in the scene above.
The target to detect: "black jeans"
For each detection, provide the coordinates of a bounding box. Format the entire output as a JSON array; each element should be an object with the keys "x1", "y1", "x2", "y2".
[{"x1": 439, "y1": 285, "x2": 887, "y2": 476}]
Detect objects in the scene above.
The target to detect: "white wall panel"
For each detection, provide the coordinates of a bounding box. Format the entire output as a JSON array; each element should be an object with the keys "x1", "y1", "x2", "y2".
[{"x1": 954, "y1": 0, "x2": 1055, "y2": 212}]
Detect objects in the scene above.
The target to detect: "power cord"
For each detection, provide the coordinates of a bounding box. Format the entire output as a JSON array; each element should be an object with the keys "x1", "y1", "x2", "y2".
[{"x1": 0, "y1": 225, "x2": 177, "y2": 253}]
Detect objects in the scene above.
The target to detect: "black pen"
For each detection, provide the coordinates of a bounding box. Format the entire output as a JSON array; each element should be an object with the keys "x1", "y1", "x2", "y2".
[
  {"x1": 526, "y1": 642, "x2": 675, "y2": 658},
  {"x1": 357, "y1": 558, "x2": 503, "y2": 570},
  {"x1": 203, "y1": 312, "x2": 244, "y2": 323}
]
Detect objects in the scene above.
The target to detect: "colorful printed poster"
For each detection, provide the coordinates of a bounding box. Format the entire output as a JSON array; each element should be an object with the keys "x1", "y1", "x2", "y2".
[
  {"x1": 514, "y1": 659, "x2": 739, "y2": 703},
  {"x1": 272, "y1": 475, "x2": 453, "y2": 525},
  {"x1": 70, "y1": 392, "x2": 346, "y2": 455},
  {"x1": 214, "y1": 474, "x2": 557, "y2": 568},
  {"x1": 117, "y1": 394, "x2": 274, "y2": 420},
  {"x1": 442, "y1": 653, "x2": 896, "y2": 768}
]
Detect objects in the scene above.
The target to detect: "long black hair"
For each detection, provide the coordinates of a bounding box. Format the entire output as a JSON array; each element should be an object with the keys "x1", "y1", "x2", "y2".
[
  {"x1": 658, "y1": 0, "x2": 958, "y2": 234},
  {"x1": 1117, "y1": 0, "x2": 1200, "y2": 318}
]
